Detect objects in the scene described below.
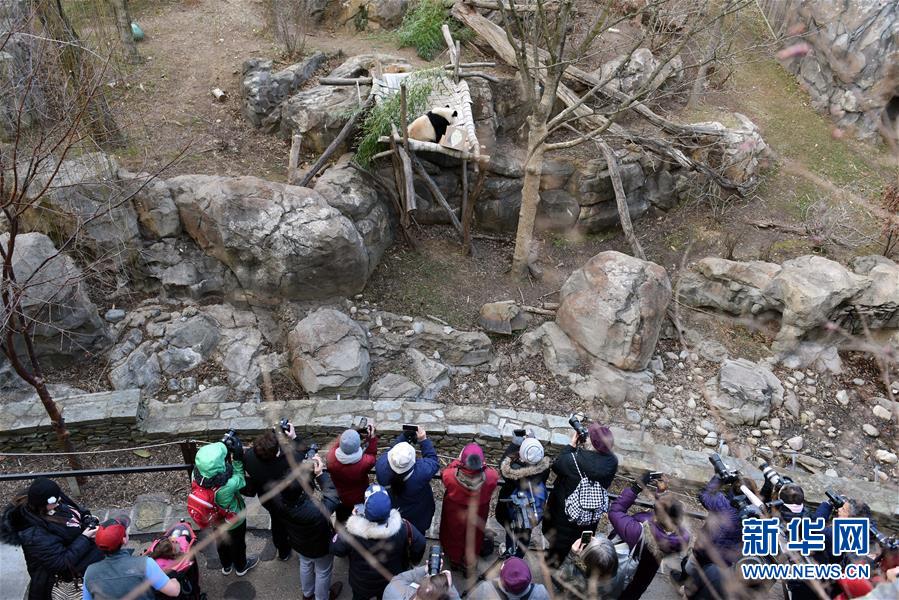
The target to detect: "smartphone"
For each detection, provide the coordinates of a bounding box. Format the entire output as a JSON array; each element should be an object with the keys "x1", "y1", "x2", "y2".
[
  {"x1": 513, "y1": 428, "x2": 527, "y2": 437},
  {"x1": 580, "y1": 531, "x2": 593, "y2": 546},
  {"x1": 648, "y1": 471, "x2": 664, "y2": 480},
  {"x1": 402, "y1": 424, "x2": 417, "y2": 433}
]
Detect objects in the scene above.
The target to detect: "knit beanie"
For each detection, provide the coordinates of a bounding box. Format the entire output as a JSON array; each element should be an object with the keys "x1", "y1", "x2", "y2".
[
  {"x1": 387, "y1": 441, "x2": 416, "y2": 474},
  {"x1": 519, "y1": 438, "x2": 545, "y2": 465},
  {"x1": 499, "y1": 557, "x2": 532, "y2": 595},
  {"x1": 588, "y1": 423, "x2": 614, "y2": 454},
  {"x1": 27, "y1": 478, "x2": 62, "y2": 510},
  {"x1": 336, "y1": 429, "x2": 364, "y2": 465},
  {"x1": 459, "y1": 443, "x2": 485, "y2": 472}
]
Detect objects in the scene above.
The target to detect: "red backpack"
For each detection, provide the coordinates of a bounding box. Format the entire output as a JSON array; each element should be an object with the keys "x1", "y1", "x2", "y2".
[{"x1": 187, "y1": 480, "x2": 238, "y2": 529}]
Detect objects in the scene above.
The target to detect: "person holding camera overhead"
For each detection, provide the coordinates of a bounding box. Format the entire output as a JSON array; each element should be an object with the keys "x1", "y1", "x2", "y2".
[
  {"x1": 542, "y1": 418, "x2": 618, "y2": 567},
  {"x1": 1, "y1": 477, "x2": 104, "y2": 599},
  {"x1": 327, "y1": 419, "x2": 379, "y2": 524},
  {"x1": 439, "y1": 442, "x2": 499, "y2": 572},
  {"x1": 608, "y1": 472, "x2": 690, "y2": 600},
  {"x1": 189, "y1": 432, "x2": 258, "y2": 577},
  {"x1": 375, "y1": 425, "x2": 440, "y2": 536},
  {"x1": 496, "y1": 429, "x2": 552, "y2": 558},
  {"x1": 552, "y1": 534, "x2": 634, "y2": 599},
  {"x1": 243, "y1": 420, "x2": 309, "y2": 561}
]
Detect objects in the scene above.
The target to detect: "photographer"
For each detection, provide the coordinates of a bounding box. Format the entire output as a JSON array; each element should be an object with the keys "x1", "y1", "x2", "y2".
[
  {"x1": 552, "y1": 534, "x2": 634, "y2": 599},
  {"x1": 330, "y1": 484, "x2": 426, "y2": 600},
  {"x1": 439, "y1": 442, "x2": 499, "y2": 572},
  {"x1": 694, "y1": 474, "x2": 753, "y2": 567},
  {"x1": 496, "y1": 431, "x2": 551, "y2": 558},
  {"x1": 542, "y1": 421, "x2": 618, "y2": 567},
  {"x1": 815, "y1": 492, "x2": 871, "y2": 565},
  {"x1": 278, "y1": 454, "x2": 343, "y2": 600},
  {"x1": 0, "y1": 478, "x2": 104, "y2": 600},
  {"x1": 375, "y1": 426, "x2": 440, "y2": 536},
  {"x1": 326, "y1": 422, "x2": 379, "y2": 523},
  {"x1": 243, "y1": 421, "x2": 308, "y2": 561},
  {"x1": 190, "y1": 434, "x2": 259, "y2": 576},
  {"x1": 608, "y1": 474, "x2": 691, "y2": 599},
  {"x1": 383, "y1": 546, "x2": 460, "y2": 600}
]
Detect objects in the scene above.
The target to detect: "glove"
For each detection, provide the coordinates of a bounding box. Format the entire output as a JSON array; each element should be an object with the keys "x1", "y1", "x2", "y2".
[
  {"x1": 632, "y1": 471, "x2": 653, "y2": 493},
  {"x1": 230, "y1": 437, "x2": 245, "y2": 462}
]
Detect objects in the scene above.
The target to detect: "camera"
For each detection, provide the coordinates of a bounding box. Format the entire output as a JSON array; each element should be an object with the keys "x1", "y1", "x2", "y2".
[
  {"x1": 428, "y1": 544, "x2": 443, "y2": 575},
  {"x1": 568, "y1": 414, "x2": 588, "y2": 443},
  {"x1": 222, "y1": 429, "x2": 239, "y2": 451},
  {"x1": 758, "y1": 461, "x2": 792, "y2": 492},
  {"x1": 825, "y1": 489, "x2": 846, "y2": 509},
  {"x1": 402, "y1": 424, "x2": 418, "y2": 444},
  {"x1": 356, "y1": 417, "x2": 369, "y2": 436},
  {"x1": 506, "y1": 489, "x2": 539, "y2": 530},
  {"x1": 709, "y1": 453, "x2": 741, "y2": 485},
  {"x1": 81, "y1": 514, "x2": 100, "y2": 529},
  {"x1": 278, "y1": 418, "x2": 291, "y2": 434},
  {"x1": 871, "y1": 523, "x2": 899, "y2": 552},
  {"x1": 304, "y1": 443, "x2": 319, "y2": 460}
]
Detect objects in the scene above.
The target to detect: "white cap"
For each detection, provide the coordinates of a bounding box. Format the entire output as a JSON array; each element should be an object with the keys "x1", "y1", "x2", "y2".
[
  {"x1": 387, "y1": 442, "x2": 416, "y2": 474},
  {"x1": 519, "y1": 438, "x2": 545, "y2": 465}
]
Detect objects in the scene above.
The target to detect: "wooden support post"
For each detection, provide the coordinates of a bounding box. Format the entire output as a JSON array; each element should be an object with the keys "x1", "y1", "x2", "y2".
[
  {"x1": 398, "y1": 146, "x2": 416, "y2": 213},
  {"x1": 400, "y1": 84, "x2": 410, "y2": 151},
  {"x1": 454, "y1": 40, "x2": 462, "y2": 83},
  {"x1": 411, "y1": 155, "x2": 464, "y2": 237},
  {"x1": 287, "y1": 134, "x2": 302, "y2": 184},
  {"x1": 461, "y1": 159, "x2": 473, "y2": 254},
  {"x1": 298, "y1": 95, "x2": 373, "y2": 187}
]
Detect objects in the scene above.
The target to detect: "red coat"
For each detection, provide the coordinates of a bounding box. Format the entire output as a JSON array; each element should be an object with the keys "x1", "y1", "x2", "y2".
[
  {"x1": 439, "y1": 461, "x2": 499, "y2": 566},
  {"x1": 326, "y1": 435, "x2": 379, "y2": 507}
]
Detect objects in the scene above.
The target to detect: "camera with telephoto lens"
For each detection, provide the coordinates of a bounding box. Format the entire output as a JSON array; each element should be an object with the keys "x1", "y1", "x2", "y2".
[
  {"x1": 81, "y1": 514, "x2": 100, "y2": 529},
  {"x1": 871, "y1": 523, "x2": 899, "y2": 552},
  {"x1": 428, "y1": 545, "x2": 443, "y2": 576},
  {"x1": 709, "y1": 453, "x2": 741, "y2": 485},
  {"x1": 222, "y1": 429, "x2": 239, "y2": 451},
  {"x1": 825, "y1": 489, "x2": 846, "y2": 509},
  {"x1": 568, "y1": 414, "x2": 589, "y2": 443},
  {"x1": 304, "y1": 443, "x2": 319, "y2": 460},
  {"x1": 758, "y1": 461, "x2": 792, "y2": 492}
]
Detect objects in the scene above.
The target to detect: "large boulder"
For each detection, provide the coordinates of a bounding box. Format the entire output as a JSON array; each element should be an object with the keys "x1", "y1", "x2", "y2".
[
  {"x1": 313, "y1": 154, "x2": 393, "y2": 271},
  {"x1": 705, "y1": 358, "x2": 784, "y2": 426},
  {"x1": 478, "y1": 301, "x2": 527, "y2": 335},
  {"x1": 168, "y1": 175, "x2": 372, "y2": 301},
  {"x1": 595, "y1": 48, "x2": 682, "y2": 96},
  {"x1": 521, "y1": 321, "x2": 581, "y2": 375},
  {"x1": 120, "y1": 169, "x2": 181, "y2": 239},
  {"x1": 20, "y1": 153, "x2": 140, "y2": 258},
  {"x1": 139, "y1": 238, "x2": 233, "y2": 299},
  {"x1": 1, "y1": 232, "x2": 110, "y2": 365},
  {"x1": 557, "y1": 251, "x2": 671, "y2": 371},
  {"x1": 687, "y1": 113, "x2": 770, "y2": 184},
  {"x1": 570, "y1": 362, "x2": 654, "y2": 408},
  {"x1": 288, "y1": 308, "x2": 371, "y2": 395},
  {"x1": 241, "y1": 53, "x2": 328, "y2": 127},
  {"x1": 678, "y1": 257, "x2": 782, "y2": 316},
  {"x1": 368, "y1": 311, "x2": 493, "y2": 366}
]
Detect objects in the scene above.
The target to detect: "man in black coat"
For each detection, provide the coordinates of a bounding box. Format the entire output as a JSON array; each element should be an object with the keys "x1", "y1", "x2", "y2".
[
  {"x1": 243, "y1": 422, "x2": 308, "y2": 561},
  {"x1": 542, "y1": 423, "x2": 618, "y2": 567},
  {"x1": 277, "y1": 455, "x2": 342, "y2": 600},
  {"x1": 0, "y1": 478, "x2": 104, "y2": 600}
]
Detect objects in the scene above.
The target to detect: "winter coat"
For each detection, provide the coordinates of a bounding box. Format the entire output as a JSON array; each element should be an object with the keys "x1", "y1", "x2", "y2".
[
  {"x1": 543, "y1": 445, "x2": 617, "y2": 547},
  {"x1": 695, "y1": 476, "x2": 741, "y2": 566},
  {"x1": 330, "y1": 509, "x2": 426, "y2": 600},
  {"x1": 609, "y1": 487, "x2": 690, "y2": 600},
  {"x1": 277, "y1": 472, "x2": 340, "y2": 559},
  {"x1": 1, "y1": 497, "x2": 104, "y2": 600},
  {"x1": 468, "y1": 580, "x2": 551, "y2": 600},
  {"x1": 193, "y1": 442, "x2": 246, "y2": 529},
  {"x1": 496, "y1": 442, "x2": 552, "y2": 530},
  {"x1": 382, "y1": 566, "x2": 462, "y2": 600},
  {"x1": 439, "y1": 460, "x2": 499, "y2": 566},
  {"x1": 326, "y1": 434, "x2": 379, "y2": 508},
  {"x1": 553, "y1": 548, "x2": 629, "y2": 599},
  {"x1": 243, "y1": 438, "x2": 308, "y2": 512},
  {"x1": 375, "y1": 436, "x2": 440, "y2": 535}
]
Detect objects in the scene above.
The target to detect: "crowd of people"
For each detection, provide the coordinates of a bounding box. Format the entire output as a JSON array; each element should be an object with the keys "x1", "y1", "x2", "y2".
[{"x1": 1, "y1": 417, "x2": 897, "y2": 600}]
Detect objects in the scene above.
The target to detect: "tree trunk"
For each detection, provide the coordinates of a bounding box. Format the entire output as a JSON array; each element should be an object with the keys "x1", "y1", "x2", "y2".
[
  {"x1": 687, "y1": 9, "x2": 725, "y2": 108},
  {"x1": 109, "y1": 0, "x2": 141, "y2": 65},
  {"x1": 597, "y1": 140, "x2": 646, "y2": 260},
  {"x1": 511, "y1": 117, "x2": 547, "y2": 275},
  {"x1": 37, "y1": 0, "x2": 125, "y2": 148}
]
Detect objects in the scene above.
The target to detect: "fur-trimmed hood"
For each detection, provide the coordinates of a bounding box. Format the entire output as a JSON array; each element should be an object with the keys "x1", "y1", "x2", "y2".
[
  {"x1": 0, "y1": 499, "x2": 26, "y2": 546},
  {"x1": 345, "y1": 509, "x2": 403, "y2": 540},
  {"x1": 500, "y1": 456, "x2": 552, "y2": 480}
]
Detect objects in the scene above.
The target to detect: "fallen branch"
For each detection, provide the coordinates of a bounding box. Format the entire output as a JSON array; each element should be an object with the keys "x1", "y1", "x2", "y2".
[
  {"x1": 745, "y1": 219, "x2": 807, "y2": 235},
  {"x1": 299, "y1": 95, "x2": 374, "y2": 187},
  {"x1": 521, "y1": 305, "x2": 556, "y2": 316},
  {"x1": 598, "y1": 139, "x2": 646, "y2": 260},
  {"x1": 411, "y1": 154, "x2": 464, "y2": 236}
]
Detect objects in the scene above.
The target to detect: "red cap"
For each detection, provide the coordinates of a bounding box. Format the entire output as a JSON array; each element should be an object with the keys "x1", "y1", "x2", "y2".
[{"x1": 94, "y1": 516, "x2": 130, "y2": 552}]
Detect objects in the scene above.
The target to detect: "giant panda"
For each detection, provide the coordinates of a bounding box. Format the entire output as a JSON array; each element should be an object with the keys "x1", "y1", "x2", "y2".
[{"x1": 407, "y1": 105, "x2": 458, "y2": 143}]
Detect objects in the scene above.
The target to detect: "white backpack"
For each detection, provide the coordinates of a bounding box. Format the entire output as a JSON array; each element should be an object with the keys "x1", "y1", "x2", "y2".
[{"x1": 563, "y1": 452, "x2": 609, "y2": 526}]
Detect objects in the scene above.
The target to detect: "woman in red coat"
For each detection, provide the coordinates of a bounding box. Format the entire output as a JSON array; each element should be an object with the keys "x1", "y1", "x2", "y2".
[
  {"x1": 326, "y1": 424, "x2": 379, "y2": 523},
  {"x1": 440, "y1": 443, "x2": 499, "y2": 571}
]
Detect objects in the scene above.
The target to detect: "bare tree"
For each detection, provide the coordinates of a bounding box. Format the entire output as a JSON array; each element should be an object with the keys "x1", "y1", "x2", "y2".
[{"x1": 108, "y1": 0, "x2": 141, "y2": 65}]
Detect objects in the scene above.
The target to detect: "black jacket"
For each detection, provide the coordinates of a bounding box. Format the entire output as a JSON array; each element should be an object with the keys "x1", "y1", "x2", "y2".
[
  {"x1": 242, "y1": 438, "x2": 308, "y2": 511},
  {"x1": 330, "y1": 509, "x2": 426, "y2": 600},
  {"x1": 1, "y1": 497, "x2": 104, "y2": 600},
  {"x1": 543, "y1": 446, "x2": 618, "y2": 542},
  {"x1": 276, "y1": 472, "x2": 340, "y2": 559},
  {"x1": 496, "y1": 441, "x2": 552, "y2": 529}
]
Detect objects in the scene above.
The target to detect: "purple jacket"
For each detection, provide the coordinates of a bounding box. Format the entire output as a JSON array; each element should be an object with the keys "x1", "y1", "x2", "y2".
[
  {"x1": 697, "y1": 477, "x2": 741, "y2": 564},
  {"x1": 608, "y1": 487, "x2": 689, "y2": 553}
]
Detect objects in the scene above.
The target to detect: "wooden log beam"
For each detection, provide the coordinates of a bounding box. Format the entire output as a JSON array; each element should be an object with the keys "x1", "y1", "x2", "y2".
[
  {"x1": 319, "y1": 76, "x2": 374, "y2": 86},
  {"x1": 298, "y1": 95, "x2": 373, "y2": 187},
  {"x1": 461, "y1": 159, "x2": 472, "y2": 254},
  {"x1": 411, "y1": 154, "x2": 464, "y2": 236},
  {"x1": 378, "y1": 135, "x2": 490, "y2": 163}
]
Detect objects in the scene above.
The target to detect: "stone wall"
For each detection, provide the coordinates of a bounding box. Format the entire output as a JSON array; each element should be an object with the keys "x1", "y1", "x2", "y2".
[
  {"x1": 761, "y1": 0, "x2": 899, "y2": 141},
  {"x1": 2, "y1": 390, "x2": 896, "y2": 525}
]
